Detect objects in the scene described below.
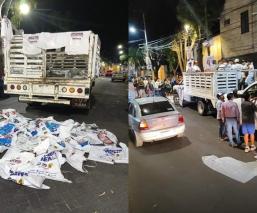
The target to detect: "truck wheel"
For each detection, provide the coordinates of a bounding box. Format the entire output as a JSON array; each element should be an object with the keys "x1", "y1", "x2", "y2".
[
  {"x1": 85, "y1": 98, "x2": 91, "y2": 110},
  {"x1": 197, "y1": 100, "x2": 207, "y2": 115}
]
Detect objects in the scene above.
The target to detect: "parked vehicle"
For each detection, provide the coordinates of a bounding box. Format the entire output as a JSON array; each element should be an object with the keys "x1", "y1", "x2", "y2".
[
  {"x1": 1, "y1": 17, "x2": 100, "y2": 109},
  {"x1": 181, "y1": 69, "x2": 238, "y2": 115},
  {"x1": 128, "y1": 96, "x2": 185, "y2": 147},
  {"x1": 111, "y1": 72, "x2": 126, "y2": 82},
  {"x1": 105, "y1": 70, "x2": 113, "y2": 77}
]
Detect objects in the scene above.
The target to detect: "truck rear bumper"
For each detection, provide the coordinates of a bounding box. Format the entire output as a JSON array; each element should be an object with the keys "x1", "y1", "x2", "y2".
[{"x1": 19, "y1": 96, "x2": 71, "y2": 105}]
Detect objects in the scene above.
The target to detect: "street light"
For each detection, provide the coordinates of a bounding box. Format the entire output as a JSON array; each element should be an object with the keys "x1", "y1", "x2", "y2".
[
  {"x1": 119, "y1": 50, "x2": 124, "y2": 55},
  {"x1": 117, "y1": 44, "x2": 123, "y2": 49},
  {"x1": 129, "y1": 26, "x2": 137, "y2": 34},
  {"x1": 19, "y1": 2, "x2": 30, "y2": 15},
  {"x1": 129, "y1": 14, "x2": 153, "y2": 79}
]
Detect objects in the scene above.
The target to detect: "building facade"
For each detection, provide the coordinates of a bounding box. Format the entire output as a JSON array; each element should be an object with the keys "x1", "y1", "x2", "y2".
[{"x1": 220, "y1": 0, "x2": 257, "y2": 63}]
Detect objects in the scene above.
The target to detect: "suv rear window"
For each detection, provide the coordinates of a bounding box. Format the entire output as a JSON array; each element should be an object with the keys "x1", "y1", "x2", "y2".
[{"x1": 139, "y1": 101, "x2": 174, "y2": 116}]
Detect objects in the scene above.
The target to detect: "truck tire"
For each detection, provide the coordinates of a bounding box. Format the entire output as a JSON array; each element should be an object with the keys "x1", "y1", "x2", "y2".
[
  {"x1": 197, "y1": 100, "x2": 207, "y2": 116},
  {"x1": 85, "y1": 98, "x2": 91, "y2": 110}
]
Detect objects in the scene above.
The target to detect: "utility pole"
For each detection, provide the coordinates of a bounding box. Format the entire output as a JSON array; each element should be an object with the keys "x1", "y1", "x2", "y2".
[{"x1": 142, "y1": 13, "x2": 154, "y2": 80}]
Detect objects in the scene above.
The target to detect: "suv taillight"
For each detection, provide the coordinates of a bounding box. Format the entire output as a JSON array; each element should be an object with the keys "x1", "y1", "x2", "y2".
[
  {"x1": 139, "y1": 119, "x2": 149, "y2": 130},
  {"x1": 178, "y1": 115, "x2": 184, "y2": 124}
]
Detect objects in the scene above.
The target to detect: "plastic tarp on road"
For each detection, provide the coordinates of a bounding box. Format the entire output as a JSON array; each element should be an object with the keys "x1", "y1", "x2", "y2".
[
  {"x1": 0, "y1": 109, "x2": 128, "y2": 189},
  {"x1": 202, "y1": 155, "x2": 257, "y2": 183}
]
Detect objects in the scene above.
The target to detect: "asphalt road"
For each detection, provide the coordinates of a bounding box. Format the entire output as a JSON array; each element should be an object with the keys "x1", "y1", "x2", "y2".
[
  {"x1": 129, "y1": 104, "x2": 257, "y2": 213},
  {"x1": 0, "y1": 77, "x2": 128, "y2": 213}
]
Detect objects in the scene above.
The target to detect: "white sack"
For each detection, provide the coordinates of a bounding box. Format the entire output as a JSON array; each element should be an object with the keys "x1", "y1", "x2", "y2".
[
  {"x1": 23, "y1": 31, "x2": 91, "y2": 55},
  {"x1": 30, "y1": 151, "x2": 71, "y2": 183},
  {"x1": 65, "y1": 149, "x2": 87, "y2": 173}
]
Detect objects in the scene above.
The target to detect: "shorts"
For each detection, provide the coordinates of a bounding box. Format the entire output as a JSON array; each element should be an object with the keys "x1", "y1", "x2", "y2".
[{"x1": 242, "y1": 123, "x2": 255, "y2": 135}]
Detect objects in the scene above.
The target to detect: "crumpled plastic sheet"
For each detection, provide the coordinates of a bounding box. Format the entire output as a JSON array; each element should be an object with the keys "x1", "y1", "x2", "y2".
[
  {"x1": 0, "y1": 109, "x2": 128, "y2": 189},
  {"x1": 202, "y1": 155, "x2": 257, "y2": 183}
]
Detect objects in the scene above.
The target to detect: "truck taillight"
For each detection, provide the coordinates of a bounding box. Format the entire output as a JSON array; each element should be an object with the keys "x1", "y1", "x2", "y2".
[
  {"x1": 17, "y1": 85, "x2": 21, "y2": 90},
  {"x1": 178, "y1": 115, "x2": 184, "y2": 124},
  {"x1": 139, "y1": 119, "x2": 149, "y2": 130},
  {"x1": 69, "y1": 87, "x2": 75, "y2": 93},
  {"x1": 23, "y1": 85, "x2": 27, "y2": 90},
  {"x1": 62, "y1": 87, "x2": 67, "y2": 93},
  {"x1": 77, "y1": 88, "x2": 83, "y2": 93},
  {"x1": 10, "y1": 85, "x2": 15, "y2": 90}
]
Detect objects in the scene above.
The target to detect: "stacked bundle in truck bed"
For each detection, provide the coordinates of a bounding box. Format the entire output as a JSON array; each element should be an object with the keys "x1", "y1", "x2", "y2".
[{"x1": 46, "y1": 48, "x2": 89, "y2": 79}]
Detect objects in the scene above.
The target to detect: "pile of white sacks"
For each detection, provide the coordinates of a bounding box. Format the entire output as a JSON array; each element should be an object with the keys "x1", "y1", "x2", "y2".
[{"x1": 0, "y1": 109, "x2": 128, "y2": 189}]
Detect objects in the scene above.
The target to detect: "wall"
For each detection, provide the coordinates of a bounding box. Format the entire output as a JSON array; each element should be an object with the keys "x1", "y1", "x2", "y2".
[{"x1": 220, "y1": 0, "x2": 257, "y2": 59}]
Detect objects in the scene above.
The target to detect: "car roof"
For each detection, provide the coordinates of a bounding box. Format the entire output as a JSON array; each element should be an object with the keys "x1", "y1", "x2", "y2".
[{"x1": 134, "y1": 96, "x2": 169, "y2": 105}]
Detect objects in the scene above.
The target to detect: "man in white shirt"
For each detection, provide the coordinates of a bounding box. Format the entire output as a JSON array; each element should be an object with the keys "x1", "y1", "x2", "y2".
[
  {"x1": 193, "y1": 61, "x2": 201, "y2": 72},
  {"x1": 232, "y1": 59, "x2": 243, "y2": 89}
]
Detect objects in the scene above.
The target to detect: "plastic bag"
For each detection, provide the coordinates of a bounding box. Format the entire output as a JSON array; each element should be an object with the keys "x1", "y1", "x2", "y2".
[{"x1": 30, "y1": 151, "x2": 71, "y2": 183}]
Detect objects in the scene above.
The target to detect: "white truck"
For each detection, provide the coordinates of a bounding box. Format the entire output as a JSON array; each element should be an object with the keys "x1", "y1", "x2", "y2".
[
  {"x1": 180, "y1": 69, "x2": 238, "y2": 115},
  {"x1": 1, "y1": 17, "x2": 101, "y2": 109}
]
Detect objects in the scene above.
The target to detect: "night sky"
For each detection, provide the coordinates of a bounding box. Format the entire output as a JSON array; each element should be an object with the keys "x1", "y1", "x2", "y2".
[
  {"x1": 129, "y1": 0, "x2": 180, "y2": 42},
  {"x1": 20, "y1": 0, "x2": 128, "y2": 61}
]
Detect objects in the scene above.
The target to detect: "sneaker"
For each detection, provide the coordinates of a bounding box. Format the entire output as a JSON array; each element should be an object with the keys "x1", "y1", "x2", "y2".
[
  {"x1": 229, "y1": 143, "x2": 238, "y2": 148},
  {"x1": 245, "y1": 146, "x2": 250, "y2": 153},
  {"x1": 250, "y1": 145, "x2": 256, "y2": 151}
]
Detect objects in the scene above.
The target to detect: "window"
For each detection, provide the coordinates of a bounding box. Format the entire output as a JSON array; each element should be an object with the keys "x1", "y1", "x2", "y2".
[
  {"x1": 224, "y1": 18, "x2": 230, "y2": 26},
  {"x1": 246, "y1": 84, "x2": 257, "y2": 97},
  {"x1": 128, "y1": 103, "x2": 136, "y2": 117},
  {"x1": 241, "y1": 10, "x2": 249, "y2": 34},
  {"x1": 139, "y1": 101, "x2": 174, "y2": 116}
]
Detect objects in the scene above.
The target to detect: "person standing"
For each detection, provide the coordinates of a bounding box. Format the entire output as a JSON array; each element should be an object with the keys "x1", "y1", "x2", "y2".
[
  {"x1": 138, "y1": 78, "x2": 145, "y2": 98},
  {"x1": 216, "y1": 93, "x2": 226, "y2": 141},
  {"x1": 132, "y1": 77, "x2": 139, "y2": 98},
  {"x1": 155, "y1": 78, "x2": 162, "y2": 96},
  {"x1": 241, "y1": 92, "x2": 257, "y2": 152},
  {"x1": 145, "y1": 79, "x2": 154, "y2": 97},
  {"x1": 232, "y1": 58, "x2": 243, "y2": 90},
  {"x1": 193, "y1": 61, "x2": 201, "y2": 72},
  {"x1": 221, "y1": 93, "x2": 241, "y2": 147}
]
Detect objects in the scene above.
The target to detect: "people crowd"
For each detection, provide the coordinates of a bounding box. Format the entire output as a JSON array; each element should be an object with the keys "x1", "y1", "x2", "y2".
[
  {"x1": 131, "y1": 57, "x2": 257, "y2": 157},
  {"x1": 216, "y1": 90, "x2": 257, "y2": 157},
  {"x1": 217, "y1": 58, "x2": 255, "y2": 90},
  {"x1": 132, "y1": 75, "x2": 183, "y2": 98}
]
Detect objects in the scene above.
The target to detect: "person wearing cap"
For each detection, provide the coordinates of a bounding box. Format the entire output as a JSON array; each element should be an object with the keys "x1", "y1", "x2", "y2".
[
  {"x1": 232, "y1": 59, "x2": 243, "y2": 89},
  {"x1": 216, "y1": 93, "x2": 225, "y2": 140},
  {"x1": 241, "y1": 92, "x2": 257, "y2": 152}
]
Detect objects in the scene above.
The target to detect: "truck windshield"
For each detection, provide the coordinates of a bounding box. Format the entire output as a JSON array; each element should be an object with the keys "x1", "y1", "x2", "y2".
[
  {"x1": 46, "y1": 49, "x2": 89, "y2": 79},
  {"x1": 139, "y1": 101, "x2": 175, "y2": 116}
]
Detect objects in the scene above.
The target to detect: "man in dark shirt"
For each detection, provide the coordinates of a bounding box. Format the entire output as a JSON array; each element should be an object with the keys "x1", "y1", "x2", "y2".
[{"x1": 241, "y1": 92, "x2": 257, "y2": 152}]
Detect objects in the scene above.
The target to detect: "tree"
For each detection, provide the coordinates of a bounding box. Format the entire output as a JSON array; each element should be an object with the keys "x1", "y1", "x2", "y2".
[
  {"x1": 128, "y1": 47, "x2": 144, "y2": 68},
  {"x1": 176, "y1": 0, "x2": 225, "y2": 69},
  {"x1": 171, "y1": 29, "x2": 197, "y2": 73},
  {"x1": 128, "y1": 46, "x2": 144, "y2": 76}
]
